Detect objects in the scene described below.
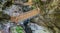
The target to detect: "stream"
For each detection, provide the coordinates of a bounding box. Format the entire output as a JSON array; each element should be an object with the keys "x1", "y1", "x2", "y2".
[{"x1": 0, "y1": 1, "x2": 53, "y2": 33}]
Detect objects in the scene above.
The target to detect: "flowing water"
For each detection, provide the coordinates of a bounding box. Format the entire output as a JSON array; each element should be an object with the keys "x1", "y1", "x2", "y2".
[
  {"x1": 28, "y1": 23, "x2": 53, "y2": 33},
  {"x1": 0, "y1": 0, "x2": 53, "y2": 33}
]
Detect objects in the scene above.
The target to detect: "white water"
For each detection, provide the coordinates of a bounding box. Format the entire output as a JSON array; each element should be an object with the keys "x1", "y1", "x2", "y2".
[
  {"x1": 3, "y1": 5, "x2": 23, "y2": 17},
  {"x1": 29, "y1": 23, "x2": 53, "y2": 33}
]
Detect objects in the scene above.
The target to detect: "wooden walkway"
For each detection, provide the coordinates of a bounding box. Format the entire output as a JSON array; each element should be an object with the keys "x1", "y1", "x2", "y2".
[
  {"x1": 11, "y1": 0, "x2": 40, "y2": 23},
  {"x1": 11, "y1": 9, "x2": 40, "y2": 23}
]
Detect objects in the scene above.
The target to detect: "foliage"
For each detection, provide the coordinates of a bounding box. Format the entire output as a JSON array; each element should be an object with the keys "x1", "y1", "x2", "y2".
[{"x1": 10, "y1": 25, "x2": 24, "y2": 33}]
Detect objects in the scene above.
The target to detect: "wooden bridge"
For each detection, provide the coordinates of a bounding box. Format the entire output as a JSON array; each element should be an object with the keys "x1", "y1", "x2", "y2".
[
  {"x1": 11, "y1": 9, "x2": 40, "y2": 23},
  {"x1": 11, "y1": 0, "x2": 40, "y2": 23}
]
